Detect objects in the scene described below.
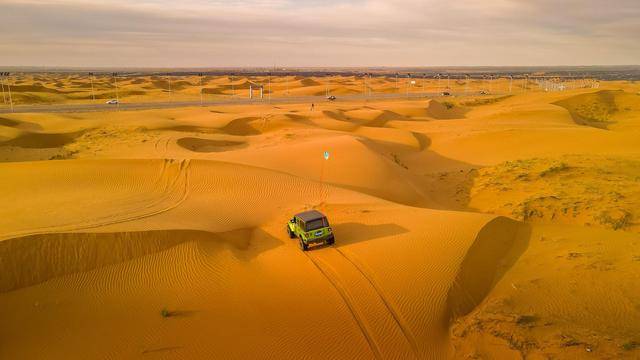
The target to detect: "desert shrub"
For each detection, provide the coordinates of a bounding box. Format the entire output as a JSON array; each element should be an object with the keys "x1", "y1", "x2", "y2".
[
  {"x1": 515, "y1": 314, "x2": 537, "y2": 326},
  {"x1": 391, "y1": 153, "x2": 408, "y2": 169},
  {"x1": 161, "y1": 308, "x2": 171, "y2": 318},
  {"x1": 596, "y1": 210, "x2": 631, "y2": 230},
  {"x1": 442, "y1": 101, "x2": 455, "y2": 110},
  {"x1": 539, "y1": 162, "x2": 568, "y2": 177},
  {"x1": 461, "y1": 95, "x2": 512, "y2": 106}
]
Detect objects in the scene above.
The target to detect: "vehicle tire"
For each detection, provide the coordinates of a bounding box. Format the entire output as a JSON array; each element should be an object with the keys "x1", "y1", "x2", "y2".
[
  {"x1": 287, "y1": 226, "x2": 295, "y2": 239},
  {"x1": 326, "y1": 236, "x2": 335, "y2": 245},
  {"x1": 299, "y1": 239, "x2": 308, "y2": 251}
]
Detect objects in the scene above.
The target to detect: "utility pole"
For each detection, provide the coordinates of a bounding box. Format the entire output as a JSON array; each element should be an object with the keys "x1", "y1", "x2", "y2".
[
  {"x1": 1, "y1": 72, "x2": 6, "y2": 104},
  {"x1": 464, "y1": 74, "x2": 469, "y2": 94},
  {"x1": 325, "y1": 73, "x2": 330, "y2": 97},
  {"x1": 422, "y1": 73, "x2": 426, "y2": 95},
  {"x1": 89, "y1": 72, "x2": 96, "y2": 102},
  {"x1": 395, "y1": 73, "x2": 399, "y2": 92},
  {"x1": 268, "y1": 72, "x2": 271, "y2": 103},
  {"x1": 6, "y1": 72, "x2": 14, "y2": 112},
  {"x1": 509, "y1": 75, "x2": 513, "y2": 93},
  {"x1": 363, "y1": 73, "x2": 367, "y2": 97},
  {"x1": 406, "y1": 73, "x2": 411, "y2": 98},
  {"x1": 112, "y1": 72, "x2": 120, "y2": 108},
  {"x1": 199, "y1": 73, "x2": 204, "y2": 105},
  {"x1": 167, "y1": 73, "x2": 172, "y2": 101}
]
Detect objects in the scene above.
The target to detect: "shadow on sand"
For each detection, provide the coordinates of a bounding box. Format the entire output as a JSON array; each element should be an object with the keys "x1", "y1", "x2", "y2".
[
  {"x1": 447, "y1": 218, "x2": 532, "y2": 319},
  {"x1": 0, "y1": 228, "x2": 283, "y2": 292},
  {"x1": 331, "y1": 222, "x2": 409, "y2": 246}
]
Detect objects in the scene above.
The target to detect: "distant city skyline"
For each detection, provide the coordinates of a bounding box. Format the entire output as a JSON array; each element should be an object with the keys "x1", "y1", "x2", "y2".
[{"x1": 1, "y1": 0, "x2": 639, "y2": 67}]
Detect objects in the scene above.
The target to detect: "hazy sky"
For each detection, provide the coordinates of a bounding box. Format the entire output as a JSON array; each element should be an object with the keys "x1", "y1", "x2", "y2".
[{"x1": 1, "y1": 0, "x2": 639, "y2": 67}]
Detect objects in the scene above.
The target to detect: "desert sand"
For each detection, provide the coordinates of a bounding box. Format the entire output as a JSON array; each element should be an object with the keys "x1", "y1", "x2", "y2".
[{"x1": 0, "y1": 76, "x2": 639, "y2": 359}]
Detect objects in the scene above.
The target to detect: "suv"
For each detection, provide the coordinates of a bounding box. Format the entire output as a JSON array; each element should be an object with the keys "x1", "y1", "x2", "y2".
[{"x1": 287, "y1": 210, "x2": 334, "y2": 251}]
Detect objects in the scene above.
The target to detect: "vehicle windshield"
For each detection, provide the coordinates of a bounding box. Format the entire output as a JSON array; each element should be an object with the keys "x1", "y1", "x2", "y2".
[{"x1": 305, "y1": 218, "x2": 327, "y2": 231}]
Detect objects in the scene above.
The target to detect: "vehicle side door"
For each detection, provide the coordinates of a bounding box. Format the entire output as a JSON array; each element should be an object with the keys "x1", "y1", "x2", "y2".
[{"x1": 296, "y1": 217, "x2": 304, "y2": 236}]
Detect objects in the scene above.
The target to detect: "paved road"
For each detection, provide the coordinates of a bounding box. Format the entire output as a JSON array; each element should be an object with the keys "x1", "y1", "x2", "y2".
[{"x1": 0, "y1": 91, "x2": 487, "y2": 114}]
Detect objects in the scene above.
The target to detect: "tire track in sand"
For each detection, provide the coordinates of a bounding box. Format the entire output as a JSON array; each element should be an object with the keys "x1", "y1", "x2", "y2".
[
  {"x1": 153, "y1": 136, "x2": 172, "y2": 156},
  {"x1": 334, "y1": 246, "x2": 420, "y2": 357},
  {"x1": 0, "y1": 159, "x2": 191, "y2": 241},
  {"x1": 306, "y1": 247, "x2": 418, "y2": 359},
  {"x1": 304, "y1": 251, "x2": 382, "y2": 360}
]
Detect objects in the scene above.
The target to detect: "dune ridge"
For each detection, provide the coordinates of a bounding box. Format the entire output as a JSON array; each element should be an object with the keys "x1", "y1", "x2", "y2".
[{"x1": 0, "y1": 229, "x2": 213, "y2": 292}]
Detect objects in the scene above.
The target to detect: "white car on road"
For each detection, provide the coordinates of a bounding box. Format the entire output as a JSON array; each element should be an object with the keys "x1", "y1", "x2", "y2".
[{"x1": 106, "y1": 99, "x2": 119, "y2": 105}]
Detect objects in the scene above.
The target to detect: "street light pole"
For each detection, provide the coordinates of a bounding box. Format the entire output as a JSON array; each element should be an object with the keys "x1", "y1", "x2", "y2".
[
  {"x1": 1, "y1": 72, "x2": 6, "y2": 104},
  {"x1": 268, "y1": 72, "x2": 271, "y2": 103},
  {"x1": 198, "y1": 73, "x2": 204, "y2": 105},
  {"x1": 167, "y1": 73, "x2": 172, "y2": 102},
  {"x1": 89, "y1": 72, "x2": 95, "y2": 102},
  {"x1": 112, "y1": 72, "x2": 120, "y2": 108},
  {"x1": 326, "y1": 73, "x2": 330, "y2": 97},
  {"x1": 363, "y1": 73, "x2": 367, "y2": 97},
  {"x1": 6, "y1": 72, "x2": 14, "y2": 112},
  {"x1": 464, "y1": 74, "x2": 469, "y2": 94}
]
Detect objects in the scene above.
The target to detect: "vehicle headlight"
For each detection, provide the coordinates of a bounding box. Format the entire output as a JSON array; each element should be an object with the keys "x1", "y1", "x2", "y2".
[{"x1": 327, "y1": 228, "x2": 332, "y2": 233}]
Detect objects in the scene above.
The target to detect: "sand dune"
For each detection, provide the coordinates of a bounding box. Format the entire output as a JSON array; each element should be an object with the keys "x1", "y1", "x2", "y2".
[
  {"x1": 177, "y1": 137, "x2": 246, "y2": 152},
  {"x1": 0, "y1": 117, "x2": 42, "y2": 131},
  {"x1": 427, "y1": 100, "x2": 468, "y2": 119},
  {"x1": 0, "y1": 157, "x2": 525, "y2": 359},
  {"x1": 220, "y1": 116, "x2": 263, "y2": 135},
  {"x1": 0, "y1": 159, "x2": 190, "y2": 240},
  {"x1": 554, "y1": 90, "x2": 621, "y2": 128},
  {"x1": 300, "y1": 78, "x2": 322, "y2": 87},
  {"x1": 1, "y1": 79, "x2": 639, "y2": 359},
  {"x1": 0, "y1": 230, "x2": 204, "y2": 292},
  {"x1": 0, "y1": 130, "x2": 85, "y2": 148},
  {"x1": 452, "y1": 224, "x2": 640, "y2": 358}
]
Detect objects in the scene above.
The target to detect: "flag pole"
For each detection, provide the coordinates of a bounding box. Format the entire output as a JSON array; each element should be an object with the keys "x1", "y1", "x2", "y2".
[{"x1": 1, "y1": 73, "x2": 7, "y2": 104}]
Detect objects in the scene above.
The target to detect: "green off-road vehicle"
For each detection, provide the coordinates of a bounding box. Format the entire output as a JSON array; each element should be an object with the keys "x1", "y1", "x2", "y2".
[{"x1": 287, "y1": 210, "x2": 334, "y2": 251}]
